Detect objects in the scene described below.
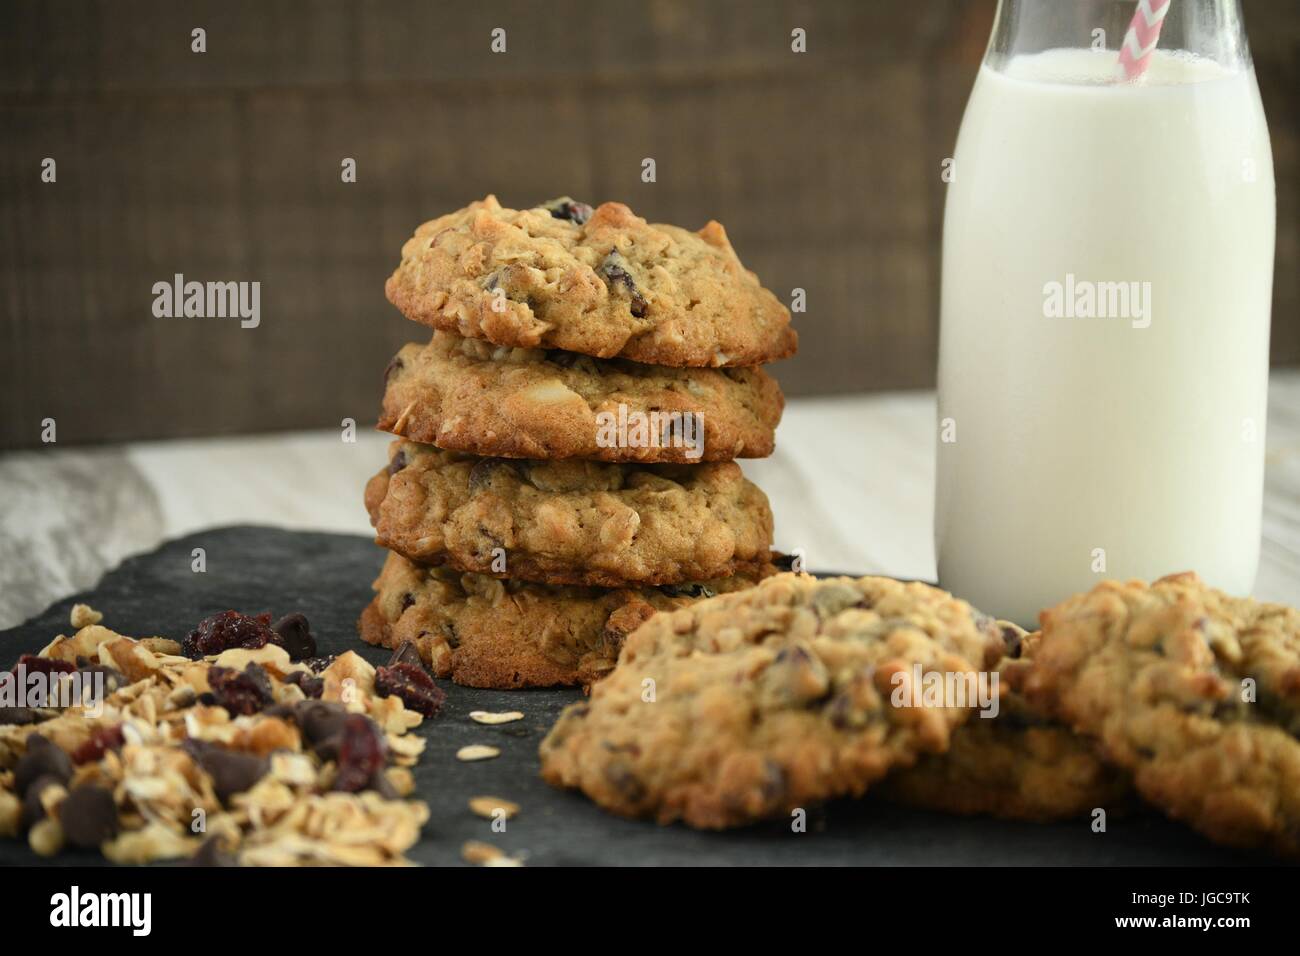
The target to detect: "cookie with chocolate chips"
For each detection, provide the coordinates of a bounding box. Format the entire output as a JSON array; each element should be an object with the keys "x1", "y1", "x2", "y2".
[
  {"x1": 539, "y1": 573, "x2": 1007, "y2": 828},
  {"x1": 364, "y1": 439, "x2": 774, "y2": 588},
  {"x1": 384, "y1": 195, "x2": 797, "y2": 368},
  {"x1": 1025, "y1": 572, "x2": 1300, "y2": 855},
  {"x1": 358, "y1": 551, "x2": 775, "y2": 690},
  {"x1": 379, "y1": 332, "x2": 784, "y2": 463}
]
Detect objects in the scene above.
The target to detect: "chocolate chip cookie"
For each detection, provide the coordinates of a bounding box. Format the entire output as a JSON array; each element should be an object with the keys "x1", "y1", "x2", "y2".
[
  {"x1": 380, "y1": 332, "x2": 784, "y2": 463},
  {"x1": 365, "y1": 440, "x2": 774, "y2": 588},
  {"x1": 539, "y1": 573, "x2": 1007, "y2": 828},
  {"x1": 882, "y1": 629, "x2": 1131, "y2": 821},
  {"x1": 384, "y1": 196, "x2": 797, "y2": 368},
  {"x1": 358, "y1": 551, "x2": 774, "y2": 690},
  {"x1": 1026, "y1": 572, "x2": 1300, "y2": 855}
]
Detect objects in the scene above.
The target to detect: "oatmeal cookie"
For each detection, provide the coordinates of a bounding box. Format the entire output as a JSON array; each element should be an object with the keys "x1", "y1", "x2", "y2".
[
  {"x1": 358, "y1": 551, "x2": 773, "y2": 690},
  {"x1": 1026, "y1": 572, "x2": 1300, "y2": 855},
  {"x1": 384, "y1": 196, "x2": 797, "y2": 367},
  {"x1": 365, "y1": 440, "x2": 775, "y2": 588},
  {"x1": 883, "y1": 630, "x2": 1131, "y2": 821},
  {"x1": 539, "y1": 573, "x2": 1007, "y2": 828},
  {"x1": 379, "y1": 333, "x2": 783, "y2": 463}
]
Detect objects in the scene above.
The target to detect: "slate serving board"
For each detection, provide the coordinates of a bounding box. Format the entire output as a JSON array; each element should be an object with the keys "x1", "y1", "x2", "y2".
[{"x1": 0, "y1": 526, "x2": 1272, "y2": 866}]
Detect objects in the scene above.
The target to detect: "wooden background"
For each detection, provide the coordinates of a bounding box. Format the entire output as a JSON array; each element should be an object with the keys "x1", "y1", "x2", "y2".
[{"x1": 1, "y1": 0, "x2": 1295, "y2": 449}]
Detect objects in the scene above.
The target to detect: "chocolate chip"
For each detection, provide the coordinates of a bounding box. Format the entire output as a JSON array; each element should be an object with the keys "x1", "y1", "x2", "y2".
[
  {"x1": 272, "y1": 613, "x2": 317, "y2": 661},
  {"x1": 387, "y1": 640, "x2": 425, "y2": 671},
  {"x1": 59, "y1": 785, "x2": 119, "y2": 848},
  {"x1": 295, "y1": 700, "x2": 348, "y2": 748},
  {"x1": 542, "y1": 197, "x2": 593, "y2": 225},
  {"x1": 1000, "y1": 624, "x2": 1023, "y2": 659},
  {"x1": 283, "y1": 669, "x2": 324, "y2": 699},
  {"x1": 21, "y1": 774, "x2": 61, "y2": 828},
  {"x1": 386, "y1": 449, "x2": 408, "y2": 477},
  {"x1": 14, "y1": 736, "x2": 72, "y2": 794},
  {"x1": 0, "y1": 707, "x2": 46, "y2": 726},
  {"x1": 383, "y1": 353, "x2": 404, "y2": 383},
  {"x1": 185, "y1": 836, "x2": 238, "y2": 867},
  {"x1": 186, "y1": 742, "x2": 270, "y2": 804},
  {"x1": 399, "y1": 593, "x2": 416, "y2": 612},
  {"x1": 302, "y1": 655, "x2": 335, "y2": 674},
  {"x1": 599, "y1": 250, "x2": 648, "y2": 317}
]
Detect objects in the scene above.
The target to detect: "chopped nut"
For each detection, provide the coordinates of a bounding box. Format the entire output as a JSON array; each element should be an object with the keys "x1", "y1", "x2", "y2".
[
  {"x1": 28, "y1": 818, "x2": 65, "y2": 856},
  {"x1": 456, "y1": 745, "x2": 501, "y2": 762},
  {"x1": 469, "y1": 710, "x2": 524, "y2": 725},
  {"x1": 469, "y1": 796, "x2": 519, "y2": 819},
  {"x1": 138, "y1": 637, "x2": 183, "y2": 656},
  {"x1": 70, "y1": 604, "x2": 103, "y2": 629}
]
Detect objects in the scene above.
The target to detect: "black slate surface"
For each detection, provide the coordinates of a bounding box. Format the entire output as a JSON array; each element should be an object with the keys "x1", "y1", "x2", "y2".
[{"x1": 0, "y1": 525, "x2": 1274, "y2": 866}]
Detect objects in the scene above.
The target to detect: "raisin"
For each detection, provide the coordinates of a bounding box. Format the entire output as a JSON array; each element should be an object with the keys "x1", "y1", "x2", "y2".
[
  {"x1": 334, "y1": 715, "x2": 387, "y2": 793},
  {"x1": 542, "y1": 197, "x2": 593, "y2": 225},
  {"x1": 272, "y1": 613, "x2": 317, "y2": 661},
  {"x1": 599, "y1": 251, "x2": 648, "y2": 317},
  {"x1": 206, "y1": 663, "x2": 274, "y2": 716},
  {"x1": 659, "y1": 582, "x2": 715, "y2": 599},
  {"x1": 383, "y1": 353, "x2": 404, "y2": 383},
  {"x1": 10, "y1": 655, "x2": 76, "y2": 676},
  {"x1": 71, "y1": 724, "x2": 126, "y2": 765},
  {"x1": 374, "y1": 662, "x2": 445, "y2": 717},
  {"x1": 386, "y1": 449, "x2": 408, "y2": 477},
  {"x1": 182, "y1": 610, "x2": 278, "y2": 659}
]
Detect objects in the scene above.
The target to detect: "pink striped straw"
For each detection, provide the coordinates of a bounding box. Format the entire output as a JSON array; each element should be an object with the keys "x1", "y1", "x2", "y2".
[{"x1": 1118, "y1": 0, "x2": 1173, "y2": 81}]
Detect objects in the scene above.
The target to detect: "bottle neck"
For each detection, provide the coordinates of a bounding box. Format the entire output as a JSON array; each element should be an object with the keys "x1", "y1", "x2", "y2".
[{"x1": 986, "y1": 0, "x2": 1252, "y2": 73}]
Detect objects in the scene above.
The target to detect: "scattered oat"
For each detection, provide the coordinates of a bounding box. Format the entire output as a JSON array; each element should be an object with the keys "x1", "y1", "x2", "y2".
[
  {"x1": 461, "y1": 839, "x2": 521, "y2": 866},
  {"x1": 457, "y1": 744, "x2": 501, "y2": 762},
  {"x1": 70, "y1": 604, "x2": 103, "y2": 629},
  {"x1": 469, "y1": 710, "x2": 524, "y2": 725},
  {"x1": 0, "y1": 609, "x2": 435, "y2": 867},
  {"x1": 469, "y1": 796, "x2": 519, "y2": 819}
]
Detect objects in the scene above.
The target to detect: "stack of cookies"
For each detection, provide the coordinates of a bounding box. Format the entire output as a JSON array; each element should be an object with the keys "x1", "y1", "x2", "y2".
[{"x1": 358, "y1": 196, "x2": 797, "y2": 688}]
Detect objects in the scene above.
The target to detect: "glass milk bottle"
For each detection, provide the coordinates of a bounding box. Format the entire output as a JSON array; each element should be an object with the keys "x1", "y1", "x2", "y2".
[{"x1": 936, "y1": 0, "x2": 1276, "y2": 625}]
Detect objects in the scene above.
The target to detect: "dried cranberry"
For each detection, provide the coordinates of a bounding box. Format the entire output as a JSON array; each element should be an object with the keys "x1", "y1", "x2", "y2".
[
  {"x1": 10, "y1": 655, "x2": 76, "y2": 676},
  {"x1": 375, "y1": 662, "x2": 445, "y2": 717},
  {"x1": 71, "y1": 724, "x2": 126, "y2": 765},
  {"x1": 182, "y1": 610, "x2": 278, "y2": 659},
  {"x1": 334, "y1": 715, "x2": 387, "y2": 793},
  {"x1": 206, "y1": 663, "x2": 274, "y2": 716},
  {"x1": 542, "y1": 197, "x2": 593, "y2": 225},
  {"x1": 599, "y1": 251, "x2": 648, "y2": 318}
]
